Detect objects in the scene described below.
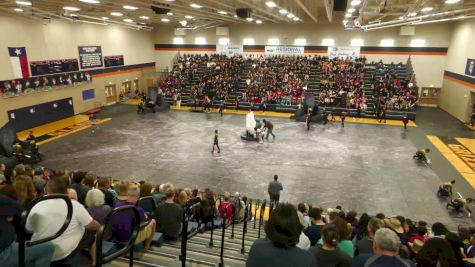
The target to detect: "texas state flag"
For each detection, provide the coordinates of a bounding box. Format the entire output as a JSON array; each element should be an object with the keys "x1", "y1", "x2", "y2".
[{"x1": 8, "y1": 47, "x2": 30, "y2": 79}]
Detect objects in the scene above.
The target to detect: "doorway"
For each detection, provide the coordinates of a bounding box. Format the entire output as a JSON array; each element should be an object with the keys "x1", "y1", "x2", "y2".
[
  {"x1": 134, "y1": 79, "x2": 139, "y2": 95},
  {"x1": 122, "y1": 81, "x2": 132, "y2": 98},
  {"x1": 105, "y1": 85, "x2": 117, "y2": 104}
]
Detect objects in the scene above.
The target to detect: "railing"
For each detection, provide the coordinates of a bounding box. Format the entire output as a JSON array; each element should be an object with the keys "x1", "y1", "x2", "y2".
[
  {"x1": 219, "y1": 203, "x2": 231, "y2": 267},
  {"x1": 19, "y1": 194, "x2": 73, "y2": 267},
  {"x1": 96, "y1": 206, "x2": 140, "y2": 267},
  {"x1": 209, "y1": 197, "x2": 221, "y2": 247},
  {"x1": 240, "y1": 201, "x2": 252, "y2": 254},
  {"x1": 253, "y1": 199, "x2": 260, "y2": 229},
  {"x1": 230, "y1": 204, "x2": 236, "y2": 239},
  {"x1": 180, "y1": 202, "x2": 201, "y2": 267},
  {"x1": 258, "y1": 200, "x2": 266, "y2": 239}
]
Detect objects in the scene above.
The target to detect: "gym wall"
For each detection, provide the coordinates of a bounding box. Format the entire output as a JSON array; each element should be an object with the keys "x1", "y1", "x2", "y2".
[
  {"x1": 0, "y1": 14, "x2": 157, "y2": 127},
  {"x1": 439, "y1": 19, "x2": 475, "y2": 122}
]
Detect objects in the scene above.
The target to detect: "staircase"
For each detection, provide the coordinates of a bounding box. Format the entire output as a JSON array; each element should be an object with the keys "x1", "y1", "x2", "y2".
[{"x1": 106, "y1": 202, "x2": 269, "y2": 267}]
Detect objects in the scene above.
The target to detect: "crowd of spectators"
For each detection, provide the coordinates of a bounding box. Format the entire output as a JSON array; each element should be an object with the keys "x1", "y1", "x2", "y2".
[
  {"x1": 243, "y1": 55, "x2": 314, "y2": 105},
  {"x1": 372, "y1": 60, "x2": 418, "y2": 111},
  {"x1": 0, "y1": 162, "x2": 252, "y2": 266},
  {"x1": 190, "y1": 54, "x2": 243, "y2": 101},
  {"x1": 318, "y1": 57, "x2": 367, "y2": 110},
  {"x1": 248, "y1": 201, "x2": 475, "y2": 267}
]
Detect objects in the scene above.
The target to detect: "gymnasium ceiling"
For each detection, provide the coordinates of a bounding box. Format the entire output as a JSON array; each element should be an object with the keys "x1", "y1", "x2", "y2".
[{"x1": 0, "y1": 0, "x2": 474, "y2": 31}]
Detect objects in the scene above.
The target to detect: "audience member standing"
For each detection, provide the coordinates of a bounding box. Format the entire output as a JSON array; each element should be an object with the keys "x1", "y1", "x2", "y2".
[
  {"x1": 268, "y1": 175, "x2": 283, "y2": 205},
  {"x1": 155, "y1": 183, "x2": 183, "y2": 241}
]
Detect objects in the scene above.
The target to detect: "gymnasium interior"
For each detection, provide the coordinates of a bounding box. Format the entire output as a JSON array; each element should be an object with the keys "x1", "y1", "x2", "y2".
[{"x1": 1, "y1": 0, "x2": 475, "y2": 266}]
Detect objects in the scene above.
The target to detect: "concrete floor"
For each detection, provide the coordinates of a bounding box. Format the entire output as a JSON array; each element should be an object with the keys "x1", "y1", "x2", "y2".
[{"x1": 40, "y1": 105, "x2": 474, "y2": 227}]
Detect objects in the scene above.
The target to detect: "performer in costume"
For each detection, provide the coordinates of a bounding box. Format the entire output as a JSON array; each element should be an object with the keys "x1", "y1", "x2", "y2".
[{"x1": 211, "y1": 129, "x2": 220, "y2": 153}]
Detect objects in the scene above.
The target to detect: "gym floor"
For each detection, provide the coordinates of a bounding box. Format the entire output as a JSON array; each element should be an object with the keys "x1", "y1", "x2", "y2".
[{"x1": 37, "y1": 104, "x2": 475, "y2": 227}]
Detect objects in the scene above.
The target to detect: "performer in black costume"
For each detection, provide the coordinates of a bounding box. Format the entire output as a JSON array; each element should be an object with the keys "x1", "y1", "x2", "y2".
[{"x1": 211, "y1": 129, "x2": 220, "y2": 153}]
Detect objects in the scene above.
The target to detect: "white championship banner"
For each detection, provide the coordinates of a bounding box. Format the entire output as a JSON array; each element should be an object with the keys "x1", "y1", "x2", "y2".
[
  {"x1": 328, "y1": 46, "x2": 361, "y2": 59},
  {"x1": 216, "y1": 45, "x2": 243, "y2": 57},
  {"x1": 264, "y1": 46, "x2": 305, "y2": 55}
]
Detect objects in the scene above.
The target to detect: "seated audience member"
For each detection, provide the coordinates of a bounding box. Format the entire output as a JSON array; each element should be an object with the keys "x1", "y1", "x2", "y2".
[
  {"x1": 116, "y1": 179, "x2": 130, "y2": 202},
  {"x1": 25, "y1": 175, "x2": 100, "y2": 263},
  {"x1": 177, "y1": 190, "x2": 188, "y2": 208},
  {"x1": 219, "y1": 192, "x2": 233, "y2": 221},
  {"x1": 247, "y1": 203, "x2": 316, "y2": 267},
  {"x1": 140, "y1": 182, "x2": 153, "y2": 198},
  {"x1": 466, "y1": 233, "x2": 475, "y2": 258},
  {"x1": 114, "y1": 183, "x2": 156, "y2": 249},
  {"x1": 71, "y1": 171, "x2": 89, "y2": 204},
  {"x1": 319, "y1": 216, "x2": 354, "y2": 258},
  {"x1": 352, "y1": 228, "x2": 415, "y2": 267},
  {"x1": 151, "y1": 184, "x2": 165, "y2": 204},
  {"x1": 155, "y1": 183, "x2": 183, "y2": 240},
  {"x1": 12, "y1": 175, "x2": 36, "y2": 205},
  {"x1": 97, "y1": 176, "x2": 115, "y2": 207},
  {"x1": 298, "y1": 203, "x2": 311, "y2": 228},
  {"x1": 297, "y1": 211, "x2": 311, "y2": 250},
  {"x1": 354, "y1": 213, "x2": 371, "y2": 241},
  {"x1": 431, "y1": 222, "x2": 448, "y2": 238},
  {"x1": 415, "y1": 236, "x2": 457, "y2": 267},
  {"x1": 355, "y1": 217, "x2": 384, "y2": 256},
  {"x1": 311, "y1": 224, "x2": 352, "y2": 267},
  {"x1": 305, "y1": 207, "x2": 326, "y2": 246},
  {"x1": 0, "y1": 195, "x2": 55, "y2": 267},
  {"x1": 85, "y1": 188, "x2": 111, "y2": 225}
]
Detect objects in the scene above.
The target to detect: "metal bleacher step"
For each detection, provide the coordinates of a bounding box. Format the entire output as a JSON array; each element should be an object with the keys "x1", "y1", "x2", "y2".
[
  {"x1": 150, "y1": 243, "x2": 246, "y2": 267},
  {"x1": 165, "y1": 242, "x2": 248, "y2": 261},
  {"x1": 192, "y1": 233, "x2": 257, "y2": 247}
]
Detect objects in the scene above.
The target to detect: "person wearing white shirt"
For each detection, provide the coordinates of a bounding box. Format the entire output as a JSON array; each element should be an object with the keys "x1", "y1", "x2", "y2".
[{"x1": 26, "y1": 175, "x2": 100, "y2": 263}]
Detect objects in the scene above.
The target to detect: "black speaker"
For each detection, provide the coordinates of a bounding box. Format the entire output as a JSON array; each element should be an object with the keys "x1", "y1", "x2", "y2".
[
  {"x1": 0, "y1": 123, "x2": 16, "y2": 157},
  {"x1": 333, "y1": 0, "x2": 348, "y2": 11},
  {"x1": 151, "y1": 6, "x2": 171, "y2": 15},
  {"x1": 236, "y1": 8, "x2": 251, "y2": 18}
]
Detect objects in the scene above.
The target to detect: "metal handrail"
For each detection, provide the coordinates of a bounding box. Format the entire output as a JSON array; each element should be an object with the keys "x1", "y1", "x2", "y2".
[
  {"x1": 258, "y1": 200, "x2": 266, "y2": 239},
  {"x1": 19, "y1": 194, "x2": 73, "y2": 267},
  {"x1": 96, "y1": 206, "x2": 140, "y2": 267},
  {"x1": 219, "y1": 204, "x2": 231, "y2": 267},
  {"x1": 230, "y1": 204, "x2": 236, "y2": 239},
  {"x1": 209, "y1": 198, "x2": 221, "y2": 247},
  {"x1": 253, "y1": 200, "x2": 260, "y2": 229},
  {"x1": 241, "y1": 202, "x2": 251, "y2": 254},
  {"x1": 180, "y1": 202, "x2": 201, "y2": 267}
]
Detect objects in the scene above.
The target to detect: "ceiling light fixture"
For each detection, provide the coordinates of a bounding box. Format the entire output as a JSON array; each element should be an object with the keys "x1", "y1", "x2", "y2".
[
  {"x1": 139, "y1": 16, "x2": 149, "y2": 19},
  {"x1": 190, "y1": 3, "x2": 202, "y2": 8},
  {"x1": 445, "y1": 0, "x2": 460, "y2": 3},
  {"x1": 123, "y1": 18, "x2": 133, "y2": 23},
  {"x1": 185, "y1": 15, "x2": 194, "y2": 19},
  {"x1": 167, "y1": 12, "x2": 173, "y2": 16},
  {"x1": 123, "y1": 5, "x2": 138, "y2": 10},
  {"x1": 246, "y1": 17, "x2": 253, "y2": 21},
  {"x1": 351, "y1": 0, "x2": 361, "y2": 6},
  {"x1": 398, "y1": 16, "x2": 404, "y2": 20},
  {"x1": 15, "y1": 1, "x2": 32, "y2": 6},
  {"x1": 287, "y1": 13, "x2": 295, "y2": 18},
  {"x1": 101, "y1": 17, "x2": 109, "y2": 20},
  {"x1": 63, "y1": 6, "x2": 80, "y2": 11},
  {"x1": 14, "y1": 8, "x2": 23, "y2": 12},
  {"x1": 111, "y1": 12, "x2": 123, "y2": 16},
  {"x1": 345, "y1": 13, "x2": 352, "y2": 18},
  {"x1": 348, "y1": 8, "x2": 355, "y2": 13},
  {"x1": 218, "y1": 11, "x2": 227, "y2": 15},
  {"x1": 279, "y1": 9, "x2": 288, "y2": 14},
  {"x1": 70, "y1": 13, "x2": 79, "y2": 17},
  {"x1": 256, "y1": 19, "x2": 262, "y2": 24},
  {"x1": 293, "y1": 17, "x2": 299, "y2": 21},
  {"x1": 408, "y1": 12, "x2": 418, "y2": 17},
  {"x1": 161, "y1": 18, "x2": 170, "y2": 22},
  {"x1": 179, "y1": 20, "x2": 187, "y2": 26},
  {"x1": 342, "y1": 20, "x2": 348, "y2": 24},
  {"x1": 421, "y1": 7, "x2": 433, "y2": 12},
  {"x1": 79, "y1": 0, "x2": 100, "y2": 3},
  {"x1": 265, "y1": 1, "x2": 277, "y2": 8}
]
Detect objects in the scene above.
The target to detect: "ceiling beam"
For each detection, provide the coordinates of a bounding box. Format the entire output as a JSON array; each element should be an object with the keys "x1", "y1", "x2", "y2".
[
  {"x1": 295, "y1": 0, "x2": 318, "y2": 23},
  {"x1": 233, "y1": 0, "x2": 288, "y2": 22},
  {"x1": 199, "y1": 0, "x2": 278, "y2": 23},
  {"x1": 323, "y1": 0, "x2": 333, "y2": 23}
]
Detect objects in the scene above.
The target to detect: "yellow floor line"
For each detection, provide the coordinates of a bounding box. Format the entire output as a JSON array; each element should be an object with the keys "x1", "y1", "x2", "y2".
[
  {"x1": 427, "y1": 135, "x2": 475, "y2": 188},
  {"x1": 17, "y1": 115, "x2": 90, "y2": 140},
  {"x1": 37, "y1": 118, "x2": 111, "y2": 146},
  {"x1": 456, "y1": 138, "x2": 475, "y2": 155},
  {"x1": 464, "y1": 123, "x2": 475, "y2": 131}
]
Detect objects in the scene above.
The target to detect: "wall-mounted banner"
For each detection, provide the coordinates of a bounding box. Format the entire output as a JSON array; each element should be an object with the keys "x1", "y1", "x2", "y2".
[
  {"x1": 30, "y1": 59, "x2": 79, "y2": 76},
  {"x1": 264, "y1": 46, "x2": 304, "y2": 55},
  {"x1": 216, "y1": 45, "x2": 243, "y2": 57},
  {"x1": 466, "y1": 58, "x2": 475, "y2": 77},
  {"x1": 104, "y1": 55, "x2": 125, "y2": 68},
  {"x1": 328, "y1": 46, "x2": 361, "y2": 59},
  {"x1": 78, "y1": 46, "x2": 103, "y2": 69}
]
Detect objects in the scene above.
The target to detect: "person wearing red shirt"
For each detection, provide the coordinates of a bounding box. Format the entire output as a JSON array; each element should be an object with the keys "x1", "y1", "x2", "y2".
[{"x1": 219, "y1": 194, "x2": 233, "y2": 221}]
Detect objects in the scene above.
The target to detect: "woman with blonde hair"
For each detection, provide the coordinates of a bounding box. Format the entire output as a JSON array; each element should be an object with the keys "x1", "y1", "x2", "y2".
[
  {"x1": 12, "y1": 175, "x2": 36, "y2": 204},
  {"x1": 156, "y1": 183, "x2": 183, "y2": 240}
]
